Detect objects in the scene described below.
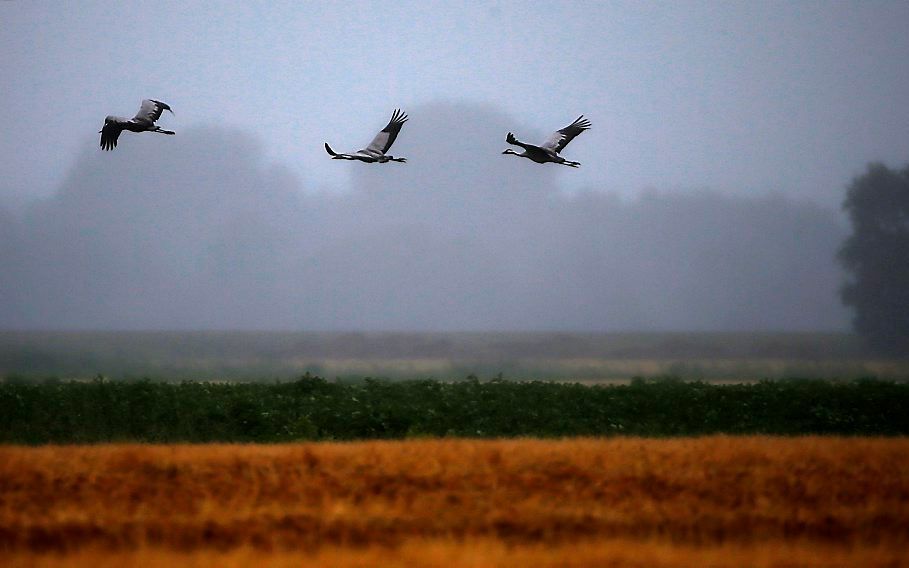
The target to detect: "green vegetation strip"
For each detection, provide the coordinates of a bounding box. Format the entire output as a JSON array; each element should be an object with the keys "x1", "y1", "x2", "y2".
[{"x1": 2, "y1": 377, "x2": 908, "y2": 443}]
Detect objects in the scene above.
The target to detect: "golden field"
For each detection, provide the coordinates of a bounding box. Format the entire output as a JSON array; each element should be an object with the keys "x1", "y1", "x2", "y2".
[{"x1": 1, "y1": 437, "x2": 908, "y2": 567}]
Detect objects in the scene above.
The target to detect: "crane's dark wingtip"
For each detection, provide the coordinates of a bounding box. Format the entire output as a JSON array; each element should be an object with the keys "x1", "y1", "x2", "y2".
[
  {"x1": 391, "y1": 108, "x2": 408, "y2": 123},
  {"x1": 324, "y1": 142, "x2": 337, "y2": 156}
]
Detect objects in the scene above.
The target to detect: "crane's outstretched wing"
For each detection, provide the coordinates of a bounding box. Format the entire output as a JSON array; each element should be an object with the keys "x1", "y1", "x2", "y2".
[
  {"x1": 541, "y1": 115, "x2": 591, "y2": 154},
  {"x1": 364, "y1": 109, "x2": 408, "y2": 155},
  {"x1": 100, "y1": 121, "x2": 123, "y2": 151},
  {"x1": 133, "y1": 99, "x2": 173, "y2": 124}
]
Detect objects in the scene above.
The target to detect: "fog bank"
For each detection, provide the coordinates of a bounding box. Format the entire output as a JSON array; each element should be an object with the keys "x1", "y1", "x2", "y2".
[{"x1": 0, "y1": 103, "x2": 849, "y2": 331}]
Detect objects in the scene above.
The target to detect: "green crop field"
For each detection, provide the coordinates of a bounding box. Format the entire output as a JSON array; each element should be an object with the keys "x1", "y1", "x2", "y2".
[
  {"x1": 2, "y1": 376, "x2": 908, "y2": 443},
  {"x1": 5, "y1": 331, "x2": 907, "y2": 444}
]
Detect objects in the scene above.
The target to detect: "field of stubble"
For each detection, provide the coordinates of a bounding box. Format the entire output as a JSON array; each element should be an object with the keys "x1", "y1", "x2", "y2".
[{"x1": 2, "y1": 437, "x2": 908, "y2": 567}]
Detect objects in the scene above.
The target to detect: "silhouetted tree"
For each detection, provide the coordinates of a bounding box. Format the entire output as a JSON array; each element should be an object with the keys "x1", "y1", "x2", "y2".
[{"x1": 838, "y1": 163, "x2": 909, "y2": 353}]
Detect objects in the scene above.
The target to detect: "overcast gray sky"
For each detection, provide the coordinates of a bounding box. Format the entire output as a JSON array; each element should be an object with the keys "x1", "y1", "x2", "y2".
[
  {"x1": 1, "y1": 1, "x2": 907, "y2": 332},
  {"x1": 2, "y1": 1, "x2": 908, "y2": 206}
]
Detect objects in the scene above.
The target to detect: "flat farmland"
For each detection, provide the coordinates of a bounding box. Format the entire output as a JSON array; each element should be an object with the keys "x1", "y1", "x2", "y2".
[
  {"x1": 3, "y1": 331, "x2": 908, "y2": 382},
  {"x1": 2, "y1": 437, "x2": 908, "y2": 567}
]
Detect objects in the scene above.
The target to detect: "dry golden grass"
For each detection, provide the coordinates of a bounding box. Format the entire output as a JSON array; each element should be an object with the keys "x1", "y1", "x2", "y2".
[
  {"x1": 6, "y1": 539, "x2": 907, "y2": 568},
  {"x1": 2, "y1": 437, "x2": 908, "y2": 566}
]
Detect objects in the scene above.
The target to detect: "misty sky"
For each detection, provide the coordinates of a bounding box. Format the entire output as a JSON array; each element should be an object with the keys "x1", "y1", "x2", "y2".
[
  {"x1": 1, "y1": 1, "x2": 907, "y2": 332},
  {"x1": 2, "y1": 1, "x2": 908, "y2": 206},
  {"x1": 0, "y1": 109, "x2": 850, "y2": 331}
]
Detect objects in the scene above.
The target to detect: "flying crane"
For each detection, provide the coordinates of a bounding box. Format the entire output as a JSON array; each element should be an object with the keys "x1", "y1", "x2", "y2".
[
  {"x1": 502, "y1": 116, "x2": 591, "y2": 167},
  {"x1": 99, "y1": 99, "x2": 175, "y2": 151},
  {"x1": 324, "y1": 109, "x2": 409, "y2": 163}
]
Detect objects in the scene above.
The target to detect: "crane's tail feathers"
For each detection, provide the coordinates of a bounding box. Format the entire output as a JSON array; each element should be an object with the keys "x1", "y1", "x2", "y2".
[{"x1": 324, "y1": 143, "x2": 340, "y2": 157}]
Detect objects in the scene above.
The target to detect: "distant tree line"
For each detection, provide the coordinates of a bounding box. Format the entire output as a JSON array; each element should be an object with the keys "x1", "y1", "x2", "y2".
[{"x1": 839, "y1": 162, "x2": 909, "y2": 354}]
